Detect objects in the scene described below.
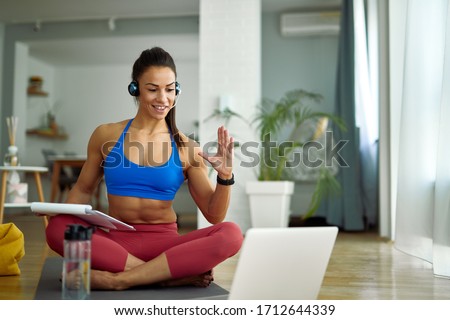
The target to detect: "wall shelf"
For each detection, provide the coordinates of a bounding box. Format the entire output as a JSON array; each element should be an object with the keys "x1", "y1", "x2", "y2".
[
  {"x1": 27, "y1": 90, "x2": 48, "y2": 96},
  {"x1": 26, "y1": 128, "x2": 68, "y2": 140}
]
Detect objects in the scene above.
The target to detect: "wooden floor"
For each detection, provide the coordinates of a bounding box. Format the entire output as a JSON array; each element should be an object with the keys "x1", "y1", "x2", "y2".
[{"x1": 1, "y1": 211, "x2": 450, "y2": 300}]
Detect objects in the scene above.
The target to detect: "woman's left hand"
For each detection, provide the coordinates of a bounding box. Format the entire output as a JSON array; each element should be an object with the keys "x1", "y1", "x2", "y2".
[{"x1": 198, "y1": 126, "x2": 234, "y2": 178}]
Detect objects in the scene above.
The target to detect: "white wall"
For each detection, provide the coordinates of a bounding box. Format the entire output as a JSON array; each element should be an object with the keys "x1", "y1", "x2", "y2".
[
  {"x1": 25, "y1": 56, "x2": 57, "y2": 166},
  {"x1": 387, "y1": 0, "x2": 408, "y2": 240},
  {"x1": 12, "y1": 43, "x2": 29, "y2": 163},
  {"x1": 56, "y1": 64, "x2": 135, "y2": 154},
  {"x1": 377, "y1": 0, "x2": 393, "y2": 238},
  {"x1": 198, "y1": 0, "x2": 261, "y2": 232}
]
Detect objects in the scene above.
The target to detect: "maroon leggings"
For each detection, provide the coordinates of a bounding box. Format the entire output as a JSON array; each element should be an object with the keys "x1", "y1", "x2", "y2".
[{"x1": 46, "y1": 215, "x2": 243, "y2": 279}]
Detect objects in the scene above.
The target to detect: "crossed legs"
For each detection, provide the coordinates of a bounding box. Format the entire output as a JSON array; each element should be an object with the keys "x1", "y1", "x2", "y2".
[{"x1": 46, "y1": 215, "x2": 243, "y2": 290}]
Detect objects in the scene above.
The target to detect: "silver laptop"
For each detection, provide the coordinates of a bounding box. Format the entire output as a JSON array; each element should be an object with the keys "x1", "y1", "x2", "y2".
[{"x1": 227, "y1": 226, "x2": 338, "y2": 300}]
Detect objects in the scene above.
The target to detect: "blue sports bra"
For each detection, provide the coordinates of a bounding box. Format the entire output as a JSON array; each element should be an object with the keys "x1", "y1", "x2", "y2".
[{"x1": 103, "y1": 119, "x2": 185, "y2": 201}]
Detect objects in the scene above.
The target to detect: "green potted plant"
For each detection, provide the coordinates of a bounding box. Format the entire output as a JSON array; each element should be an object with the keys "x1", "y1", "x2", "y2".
[
  {"x1": 246, "y1": 89, "x2": 346, "y2": 227},
  {"x1": 203, "y1": 90, "x2": 346, "y2": 227}
]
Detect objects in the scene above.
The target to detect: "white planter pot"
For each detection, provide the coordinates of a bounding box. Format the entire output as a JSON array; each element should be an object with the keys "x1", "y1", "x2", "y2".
[{"x1": 246, "y1": 181, "x2": 294, "y2": 228}]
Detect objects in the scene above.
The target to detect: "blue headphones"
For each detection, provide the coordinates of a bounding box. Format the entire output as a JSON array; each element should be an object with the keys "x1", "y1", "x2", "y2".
[{"x1": 128, "y1": 81, "x2": 181, "y2": 97}]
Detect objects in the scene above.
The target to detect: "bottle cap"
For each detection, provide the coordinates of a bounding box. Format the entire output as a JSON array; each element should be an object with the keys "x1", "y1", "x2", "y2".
[{"x1": 64, "y1": 224, "x2": 94, "y2": 241}]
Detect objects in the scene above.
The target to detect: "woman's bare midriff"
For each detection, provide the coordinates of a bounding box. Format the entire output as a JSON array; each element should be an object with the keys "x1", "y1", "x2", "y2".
[{"x1": 107, "y1": 194, "x2": 177, "y2": 224}]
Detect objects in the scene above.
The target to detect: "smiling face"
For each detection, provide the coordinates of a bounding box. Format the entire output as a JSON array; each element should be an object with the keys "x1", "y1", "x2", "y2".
[{"x1": 137, "y1": 66, "x2": 177, "y2": 120}]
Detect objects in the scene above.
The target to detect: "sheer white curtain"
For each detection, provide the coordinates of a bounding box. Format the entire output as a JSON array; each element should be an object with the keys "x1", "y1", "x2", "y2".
[{"x1": 395, "y1": 0, "x2": 450, "y2": 278}]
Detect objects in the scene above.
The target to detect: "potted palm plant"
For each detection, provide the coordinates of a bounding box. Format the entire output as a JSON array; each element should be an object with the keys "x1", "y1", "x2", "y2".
[{"x1": 246, "y1": 89, "x2": 346, "y2": 227}]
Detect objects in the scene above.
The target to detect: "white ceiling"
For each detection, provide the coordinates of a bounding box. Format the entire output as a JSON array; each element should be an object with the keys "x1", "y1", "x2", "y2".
[
  {"x1": 0, "y1": 0, "x2": 200, "y2": 24},
  {"x1": 26, "y1": 35, "x2": 200, "y2": 66},
  {"x1": 0, "y1": 0, "x2": 341, "y2": 23},
  {"x1": 2, "y1": 0, "x2": 341, "y2": 66}
]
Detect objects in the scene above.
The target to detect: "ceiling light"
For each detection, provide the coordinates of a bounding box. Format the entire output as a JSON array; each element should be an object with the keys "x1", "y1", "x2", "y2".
[
  {"x1": 33, "y1": 20, "x2": 41, "y2": 32},
  {"x1": 108, "y1": 17, "x2": 116, "y2": 31}
]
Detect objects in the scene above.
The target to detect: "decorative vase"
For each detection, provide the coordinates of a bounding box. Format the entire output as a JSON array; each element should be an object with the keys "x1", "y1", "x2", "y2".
[
  {"x1": 4, "y1": 145, "x2": 19, "y2": 166},
  {"x1": 246, "y1": 181, "x2": 294, "y2": 228},
  {"x1": 47, "y1": 113, "x2": 58, "y2": 133}
]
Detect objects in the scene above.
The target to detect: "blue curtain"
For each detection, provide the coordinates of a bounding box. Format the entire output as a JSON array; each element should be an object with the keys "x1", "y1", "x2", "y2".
[{"x1": 323, "y1": 0, "x2": 365, "y2": 231}]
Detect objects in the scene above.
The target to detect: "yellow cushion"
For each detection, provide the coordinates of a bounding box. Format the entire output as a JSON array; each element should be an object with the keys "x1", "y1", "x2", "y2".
[{"x1": 0, "y1": 223, "x2": 25, "y2": 275}]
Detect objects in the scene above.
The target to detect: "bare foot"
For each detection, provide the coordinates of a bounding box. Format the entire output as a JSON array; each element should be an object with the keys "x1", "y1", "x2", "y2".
[
  {"x1": 158, "y1": 270, "x2": 214, "y2": 288},
  {"x1": 90, "y1": 270, "x2": 126, "y2": 290},
  {"x1": 90, "y1": 269, "x2": 214, "y2": 291}
]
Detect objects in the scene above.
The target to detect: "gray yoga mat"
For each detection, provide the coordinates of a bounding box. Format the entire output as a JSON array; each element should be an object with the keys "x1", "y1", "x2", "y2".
[{"x1": 34, "y1": 257, "x2": 229, "y2": 300}]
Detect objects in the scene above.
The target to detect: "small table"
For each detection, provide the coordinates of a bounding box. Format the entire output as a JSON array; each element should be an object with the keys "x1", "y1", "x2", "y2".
[
  {"x1": 0, "y1": 165, "x2": 48, "y2": 226},
  {"x1": 48, "y1": 155, "x2": 86, "y2": 203}
]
